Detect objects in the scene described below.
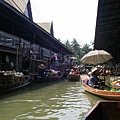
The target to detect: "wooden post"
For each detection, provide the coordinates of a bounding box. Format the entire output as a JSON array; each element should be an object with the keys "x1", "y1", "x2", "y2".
[{"x1": 16, "y1": 44, "x2": 19, "y2": 71}]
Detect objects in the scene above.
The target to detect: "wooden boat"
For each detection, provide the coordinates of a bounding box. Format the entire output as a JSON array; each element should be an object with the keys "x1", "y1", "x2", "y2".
[
  {"x1": 81, "y1": 75, "x2": 120, "y2": 101},
  {"x1": 36, "y1": 69, "x2": 63, "y2": 82},
  {"x1": 0, "y1": 71, "x2": 33, "y2": 93},
  {"x1": 81, "y1": 100, "x2": 120, "y2": 120},
  {"x1": 68, "y1": 74, "x2": 80, "y2": 81}
]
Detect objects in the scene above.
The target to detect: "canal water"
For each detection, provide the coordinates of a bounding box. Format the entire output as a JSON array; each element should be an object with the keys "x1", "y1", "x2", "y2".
[{"x1": 0, "y1": 77, "x2": 103, "y2": 120}]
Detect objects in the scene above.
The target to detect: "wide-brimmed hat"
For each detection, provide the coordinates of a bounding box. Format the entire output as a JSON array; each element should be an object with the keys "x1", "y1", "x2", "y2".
[
  {"x1": 91, "y1": 67, "x2": 99, "y2": 73},
  {"x1": 39, "y1": 64, "x2": 45, "y2": 69},
  {"x1": 88, "y1": 72, "x2": 92, "y2": 76},
  {"x1": 70, "y1": 69, "x2": 74, "y2": 72},
  {"x1": 73, "y1": 66, "x2": 78, "y2": 69}
]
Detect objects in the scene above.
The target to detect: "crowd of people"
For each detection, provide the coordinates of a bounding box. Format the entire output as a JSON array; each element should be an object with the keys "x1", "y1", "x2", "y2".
[{"x1": 69, "y1": 67, "x2": 80, "y2": 75}]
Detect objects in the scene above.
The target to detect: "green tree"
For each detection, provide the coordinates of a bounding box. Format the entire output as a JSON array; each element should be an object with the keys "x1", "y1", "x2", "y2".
[
  {"x1": 71, "y1": 38, "x2": 80, "y2": 56},
  {"x1": 64, "y1": 39, "x2": 92, "y2": 65},
  {"x1": 81, "y1": 44, "x2": 92, "y2": 57},
  {"x1": 65, "y1": 40, "x2": 71, "y2": 50}
]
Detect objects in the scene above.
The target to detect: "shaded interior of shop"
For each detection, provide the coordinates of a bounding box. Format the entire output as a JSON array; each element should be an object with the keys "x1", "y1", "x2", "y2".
[{"x1": 94, "y1": 0, "x2": 120, "y2": 63}]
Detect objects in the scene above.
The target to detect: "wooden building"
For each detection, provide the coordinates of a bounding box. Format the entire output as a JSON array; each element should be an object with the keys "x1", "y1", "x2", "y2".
[{"x1": 0, "y1": 0, "x2": 73, "y2": 74}]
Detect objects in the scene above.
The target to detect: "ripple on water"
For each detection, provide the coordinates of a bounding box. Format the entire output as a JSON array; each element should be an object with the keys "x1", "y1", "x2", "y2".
[{"x1": 0, "y1": 81, "x2": 96, "y2": 120}]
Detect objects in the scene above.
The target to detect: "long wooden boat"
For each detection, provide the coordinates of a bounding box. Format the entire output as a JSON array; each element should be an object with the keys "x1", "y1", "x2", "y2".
[
  {"x1": 81, "y1": 75, "x2": 120, "y2": 101},
  {"x1": 68, "y1": 74, "x2": 80, "y2": 81},
  {"x1": 81, "y1": 100, "x2": 120, "y2": 120},
  {"x1": 36, "y1": 70, "x2": 63, "y2": 82},
  {"x1": 0, "y1": 71, "x2": 33, "y2": 93}
]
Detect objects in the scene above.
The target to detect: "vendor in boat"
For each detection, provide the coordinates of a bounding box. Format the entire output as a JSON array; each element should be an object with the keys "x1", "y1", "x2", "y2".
[
  {"x1": 88, "y1": 67, "x2": 101, "y2": 88},
  {"x1": 99, "y1": 66, "x2": 108, "y2": 76},
  {"x1": 74, "y1": 68, "x2": 80, "y2": 75},
  {"x1": 69, "y1": 69, "x2": 74, "y2": 74},
  {"x1": 38, "y1": 64, "x2": 46, "y2": 77}
]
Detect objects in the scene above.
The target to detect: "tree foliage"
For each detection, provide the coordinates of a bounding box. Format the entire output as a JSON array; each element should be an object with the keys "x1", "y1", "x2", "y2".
[
  {"x1": 64, "y1": 39, "x2": 92, "y2": 64},
  {"x1": 65, "y1": 40, "x2": 71, "y2": 50}
]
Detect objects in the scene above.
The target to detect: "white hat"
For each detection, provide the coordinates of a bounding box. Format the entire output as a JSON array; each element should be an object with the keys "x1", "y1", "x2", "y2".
[
  {"x1": 39, "y1": 64, "x2": 45, "y2": 69},
  {"x1": 91, "y1": 67, "x2": 99, "y2": 73},
  {"x1": 88, "y1": 72, "x2": 92, "y2": 76}
]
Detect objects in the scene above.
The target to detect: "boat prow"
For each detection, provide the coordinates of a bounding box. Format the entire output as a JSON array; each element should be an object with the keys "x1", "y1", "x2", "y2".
[{"x1": 81, "y1": 100, "x2": 120, "y2": 120}]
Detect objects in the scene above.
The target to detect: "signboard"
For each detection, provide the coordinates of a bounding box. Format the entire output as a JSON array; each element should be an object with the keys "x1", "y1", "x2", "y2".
[{"x1": 42, "y1": 47, "x2": 50, "y2": 57}]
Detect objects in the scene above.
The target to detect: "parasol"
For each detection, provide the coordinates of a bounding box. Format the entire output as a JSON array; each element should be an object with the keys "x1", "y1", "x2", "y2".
[{"x1": 80, "y1": 50, "x2": 113, "y2": 65}]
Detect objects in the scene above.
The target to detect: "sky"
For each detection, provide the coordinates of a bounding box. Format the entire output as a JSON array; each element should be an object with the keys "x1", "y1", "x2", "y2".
[{"x1": 30, "y1": 0, "x2": 98, "y2": 46}]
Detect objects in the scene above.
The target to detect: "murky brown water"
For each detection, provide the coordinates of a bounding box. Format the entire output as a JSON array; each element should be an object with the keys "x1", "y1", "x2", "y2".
[{"x1": 0, "y1": 78, "x2": 103, "y2": 120}]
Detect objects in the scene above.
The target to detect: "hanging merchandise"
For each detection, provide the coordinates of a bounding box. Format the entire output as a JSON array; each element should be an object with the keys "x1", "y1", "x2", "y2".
[{"x1": 6, "y1": 55, "x2": 9, "y2": 62}]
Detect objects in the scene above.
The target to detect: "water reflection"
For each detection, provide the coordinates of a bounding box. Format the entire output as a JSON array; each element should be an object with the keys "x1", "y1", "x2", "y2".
[{"x1": 0, "y1": 80, "x2": 102, "y2": 120}]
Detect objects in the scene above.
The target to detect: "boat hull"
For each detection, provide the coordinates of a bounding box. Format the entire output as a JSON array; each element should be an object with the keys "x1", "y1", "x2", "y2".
[
  {"x1": 36, "y1": 73, "x2": 63, "y2": 82},
  {"x1": 68, "y1": 74, "x2": 80, "y2": 81},
  {"x1": 81, "y1": 100, "x2": 120, "y2": 120},
  {"x1": 0, "y1": 75, "x2": 33, "y2": 93},
  {"x1": 81, "y1": 75, "x2": 120, "y2": 100},
  {"x1": 83, "y1": 82, "x2": 120, "y2": 100}
]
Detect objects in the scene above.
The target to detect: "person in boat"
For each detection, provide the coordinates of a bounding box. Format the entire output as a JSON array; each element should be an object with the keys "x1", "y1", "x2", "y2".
[
  {"x1": 38, "y1": 64, "x2": 46, "y2": 78},
  {"x1": 69, "y1": 69, "x2": 74, "y2": 74},
  {"x1": 73, "y1": 68, "x2": 80, "y2": 75},
  {"x1": 69, "y1": 68, "x2": 80, "y2": 75},
  {"x1": 88, "y1": 67, "x2": 101, "y2": 88},
  {"x1": 99, "y1": 66, "x2": 108, "y2": 76}
]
